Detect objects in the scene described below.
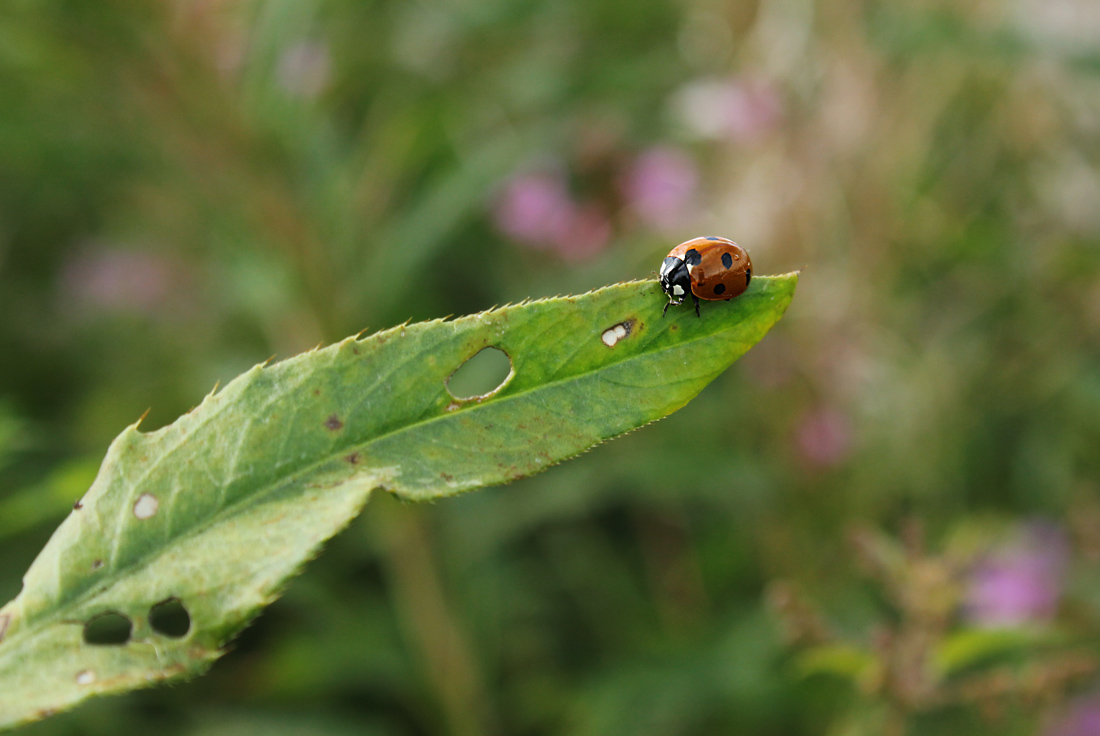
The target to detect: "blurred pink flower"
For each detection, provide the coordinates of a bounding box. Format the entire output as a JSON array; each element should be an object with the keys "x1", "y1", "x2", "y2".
[
  {"x1": 493, "y1": 169, "x2": 611, "y2": 261},
  {"x1": 555, "y1": 204, "x2": 611, "y2": 262},
  {"x1": 621, "y1": 146, "x2": 699, "y2": 232},
  {"x1": 1045, "y1": 691, "x2": 1100, "y2": 736},
  {"x1": 60, "y1": 245, "x2": 182, "y2": 315},
  {"x1": 493, "y1": 170, "x2": 576, "y2": 249},
  {"x1": 965, "y1": 521, "x2": 1068, "y2": 628},
  {"x1": 675, "y1": 76, "x2": 783, "y2": 143},
  {"x1": 277, "y1": 40, "x2": 332, "y2": 100},
  {"x1": 795, "y1": 407, "x2": 852, "y2": 468}
]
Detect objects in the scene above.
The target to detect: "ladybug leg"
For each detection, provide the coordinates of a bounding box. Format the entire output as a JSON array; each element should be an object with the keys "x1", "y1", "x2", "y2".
[
  {"x1": 662, "y1": 299, "x2": 672, "y2": 317},
  {"x1": 693, "y1": 294, "x2": 700, "y2": 318}
]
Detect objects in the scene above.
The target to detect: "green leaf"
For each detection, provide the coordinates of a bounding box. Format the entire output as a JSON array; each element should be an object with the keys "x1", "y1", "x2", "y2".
[
  {"x1": 933, "y1": 626, "x2": 1060, "y2": 677},
  {"x1": 0, "y1": 274, "x2": 796, "y2": 729},
  {"x1": 795, "y1": 643, "x2": 879, "y2": 683}
]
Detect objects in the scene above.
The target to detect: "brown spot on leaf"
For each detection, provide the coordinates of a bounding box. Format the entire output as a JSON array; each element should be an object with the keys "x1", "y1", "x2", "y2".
[
  {"x1": 92, "y1": 560, "x2": 104, "y2": 570},
  {"x1": 345, "y1": 452, "x2": 361, "y2": 465},
  {"x1": 312, "y1": 389, "x2": 321, "y2": 396},
  {"x1": 324, "y1": 414, "x2": 344, "y2": 431},
  {"x1": 445, "y1": 401, "x2": 461, "y2": 412},
  {"x1": 73, "y1": 501, "x2": 83, "y2": 510},
  {"x1": 441, "y1": 472, "x2": 454, "y2": 482}
]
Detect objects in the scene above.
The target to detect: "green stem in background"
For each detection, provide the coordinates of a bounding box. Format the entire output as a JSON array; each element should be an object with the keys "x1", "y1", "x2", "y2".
[
  {"x1": 374, "y1": 496, "x2": 495, "y2": 736},
  {"x1": 0, "y1": 275, "x2": 797, "y2": 730}
]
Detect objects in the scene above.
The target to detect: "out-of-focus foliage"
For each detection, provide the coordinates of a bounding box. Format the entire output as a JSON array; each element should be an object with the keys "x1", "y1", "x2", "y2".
[{"x1": 2, "y1": 0, "x2": 1100, "y2": 734}]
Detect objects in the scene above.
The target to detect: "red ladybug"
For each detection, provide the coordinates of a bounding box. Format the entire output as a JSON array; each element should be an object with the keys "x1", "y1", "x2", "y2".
[{"x1": 659, "y1": 236, "x2": 752, "y2": 317}]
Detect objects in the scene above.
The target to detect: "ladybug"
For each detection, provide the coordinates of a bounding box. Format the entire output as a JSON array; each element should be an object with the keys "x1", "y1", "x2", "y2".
[{"x1": 659, "y1": 236, "x2": 752, "y2": 317}]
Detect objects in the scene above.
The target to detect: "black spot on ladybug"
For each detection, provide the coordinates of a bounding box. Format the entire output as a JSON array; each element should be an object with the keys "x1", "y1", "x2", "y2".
[
  {"x1": 746, "y1": 267, "x2": 751, "y2": 284},
  {"x1": 714, "y1": 283, "x2": 727, "y2": 295},
  {"x1": 324, "y1": 414, "x2": 344, "y2": 431},
  {"x1": 684, "y1": 249, "x2": 702, "y2": 266},
  {"x1": 706, "y1": 236, "x2": 722, "y2": 241},
  {"x1": 721, "y1": 252, "x2": 733, "y2": 269}
]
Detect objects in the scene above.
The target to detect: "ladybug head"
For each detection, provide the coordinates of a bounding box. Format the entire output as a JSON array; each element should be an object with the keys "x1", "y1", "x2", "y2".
[{"x1": 658, "y1": 255, "x2": 690, "y2": 305}]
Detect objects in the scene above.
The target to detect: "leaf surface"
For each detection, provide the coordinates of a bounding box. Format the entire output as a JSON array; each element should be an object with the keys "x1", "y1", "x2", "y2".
[{"x1": 0, "y1": 275, "x2": 796, "y2": 728}]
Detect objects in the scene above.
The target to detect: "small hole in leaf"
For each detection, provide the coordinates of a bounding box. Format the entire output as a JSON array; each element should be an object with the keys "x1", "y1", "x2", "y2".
[
  {"x1": 446, "y1": 347, "x2": 513, "y2": 400},
  {"x1": 150, "y1": 597, "x2": 191, "y2": 638},
  {"x1": 84, "y1": 612, "x2": 132, "y2": 645}
]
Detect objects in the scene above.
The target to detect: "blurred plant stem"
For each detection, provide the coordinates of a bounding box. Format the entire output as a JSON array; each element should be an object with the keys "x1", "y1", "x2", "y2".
[
  {"x1": 371, "y1": 493, "x2": 496, "y2": 736},
  {"x1": 773, "y1": 519, "x2": 1099, "y2": 733}
]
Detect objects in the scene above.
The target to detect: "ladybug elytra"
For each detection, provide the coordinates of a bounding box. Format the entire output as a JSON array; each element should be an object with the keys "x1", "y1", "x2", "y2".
[{"x1": 659, "y1": 236, "x2": 752, "y2": 317}]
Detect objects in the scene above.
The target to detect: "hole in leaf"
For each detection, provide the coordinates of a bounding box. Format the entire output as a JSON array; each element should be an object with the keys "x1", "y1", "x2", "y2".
[
  {"x1": 150, "y1": 597, "x2": 191, "y2": 638},
  {"x1": 84, "y1": 612, "x2": 132, "y2": 645},
  {"x1": 446, "y1": 347, "x2": 512, "y2": 400}
]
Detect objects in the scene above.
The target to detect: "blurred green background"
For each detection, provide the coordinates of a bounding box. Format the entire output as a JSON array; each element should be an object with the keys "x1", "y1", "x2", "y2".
[{"x1": 4, "y1": 0, "x2": 1100, "y2": 734}]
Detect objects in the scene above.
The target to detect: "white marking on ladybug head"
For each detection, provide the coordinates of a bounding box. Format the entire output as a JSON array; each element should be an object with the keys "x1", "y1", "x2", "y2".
[
  {"x1": 659, "y1": 256, "x2": 682, "y2": 278},
  {"x1": 672, "y1": 284, "x2": 684, "y2": 296}
]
